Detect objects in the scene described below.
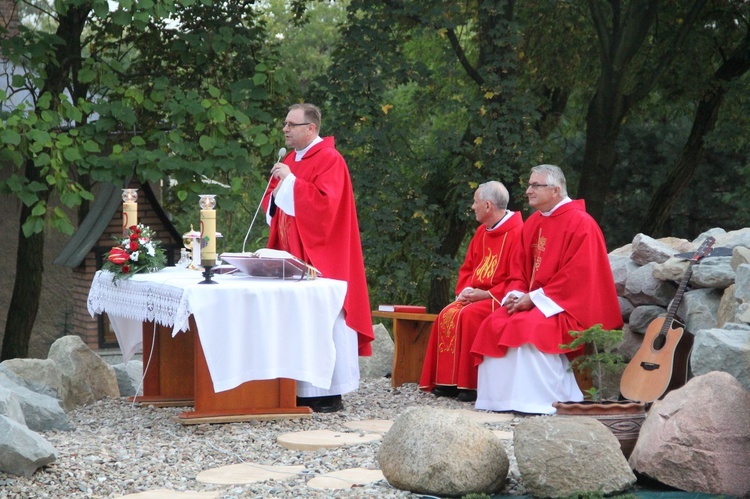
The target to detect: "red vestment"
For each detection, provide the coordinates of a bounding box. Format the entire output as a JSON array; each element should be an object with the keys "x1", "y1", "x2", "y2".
[
  {"x1": 471, "y1": 200, "x2": 621, "y2": 362},
  {"x1": 419, "y1": 211, "x2": 523, "y2": 391},
  {"x1": 262, "y1": 137, "x2": 374, "y2": 355}
]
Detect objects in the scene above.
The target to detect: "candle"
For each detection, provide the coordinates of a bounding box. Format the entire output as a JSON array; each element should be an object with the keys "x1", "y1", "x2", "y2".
[
  {"x1": 121, "y1": 189, "x2": 138, "y2": 236},
  {"x1": 199, "y1": 195, "x2": 217, "y2": 267}
]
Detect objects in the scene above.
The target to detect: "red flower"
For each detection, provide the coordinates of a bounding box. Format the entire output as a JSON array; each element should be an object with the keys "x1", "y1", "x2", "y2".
[
  {"x1": 107, "y1": 247, "x2": 129, "y2": 265},
  {"x1": 129, "y1": 233, "x2": 139, "y2": 241},
  {"x1": 122, "y1": 265, "x2": 130, "y2": 273},
  {"x1": 129, "y1": 241, "x2": 139, "y2": 251},
  {"x1": 129, "y1": 225, "x2": 140, "y2": 235}
]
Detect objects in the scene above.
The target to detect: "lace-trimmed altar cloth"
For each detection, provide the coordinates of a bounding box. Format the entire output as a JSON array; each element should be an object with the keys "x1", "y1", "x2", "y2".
[{"x1": 87, "y1": 267, "x2": 348, "y2": 393}]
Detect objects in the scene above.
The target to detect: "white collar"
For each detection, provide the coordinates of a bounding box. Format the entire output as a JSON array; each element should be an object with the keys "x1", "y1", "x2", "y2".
[{"x1": 294, "y1": 136, "x2": 323, "y2": 161}]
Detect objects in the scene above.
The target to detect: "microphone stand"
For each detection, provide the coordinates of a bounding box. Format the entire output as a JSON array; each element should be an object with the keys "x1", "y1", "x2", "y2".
[{"x1": 242, "y1": 148, "x2": 287, "y2": 253}]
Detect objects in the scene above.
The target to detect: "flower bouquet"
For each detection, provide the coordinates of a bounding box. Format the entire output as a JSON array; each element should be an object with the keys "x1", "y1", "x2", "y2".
[{"x1": 103, "y1": 224, "x2": 167, "y2": 280}]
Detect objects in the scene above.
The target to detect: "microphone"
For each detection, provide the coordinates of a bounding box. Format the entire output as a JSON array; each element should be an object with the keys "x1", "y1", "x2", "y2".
[{"x1": 242, "y1": 147, "x2": 287, "y2": 253}]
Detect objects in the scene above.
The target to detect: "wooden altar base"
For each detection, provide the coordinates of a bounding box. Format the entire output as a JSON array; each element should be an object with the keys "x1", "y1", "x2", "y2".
[{"x1": 136, "y1": 318, "x2": 312, "y2": 423}]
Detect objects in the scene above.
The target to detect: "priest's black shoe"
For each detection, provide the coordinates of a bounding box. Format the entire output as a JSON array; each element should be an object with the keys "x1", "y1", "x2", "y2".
[
  {"x1": 432, "y1": 385, "x2": 459, "y2": 398},
  {"x1": 457, "y1": 389, "x2": 477, "y2": 402},
  {"x1": 297, "y1": 395, "x2": 344, "y2": 413}
]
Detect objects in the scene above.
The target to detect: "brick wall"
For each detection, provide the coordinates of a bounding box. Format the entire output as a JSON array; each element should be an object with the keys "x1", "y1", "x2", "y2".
[
  {"x1": 71, "y1": 183, "x2": 182, "y2": 350},
  {"x1": 0, "y1": 0, "x2": 19, "y2": 38}
]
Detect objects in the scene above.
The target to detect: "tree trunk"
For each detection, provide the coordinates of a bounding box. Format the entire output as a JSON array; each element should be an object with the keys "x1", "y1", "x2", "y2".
[
  {"x1": 640, "y1": 32, "x2": 750, "y2": 236},
  {"x1": 0, "y1": 3, "x2": 90, "y2": 360},
  {"x1": 1, "y1": 161, "x2": 48, "y2": 360}
]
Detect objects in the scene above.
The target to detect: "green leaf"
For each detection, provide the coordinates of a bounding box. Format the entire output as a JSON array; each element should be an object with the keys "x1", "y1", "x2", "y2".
[
  {"x1": 63, "y1": 147, "x2": 82, "y2": 162},
  {"x1": 22, "y1": 216, "x2": 45, "y2": 237},
  {"x1": 199, "y1": 135, "x2": 216, "y2": 151},
  {"x1": 83, "y1": 140, "x2": 101, "y2": 153},
  {"x1": 0, "y1": 129, "x2": 21, "y2": 146},
  {"x1": 78, "y1": 68, "x2": 96, "y2": 83}
]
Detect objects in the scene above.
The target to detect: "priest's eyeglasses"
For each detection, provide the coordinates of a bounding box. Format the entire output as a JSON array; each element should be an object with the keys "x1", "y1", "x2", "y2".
[
  {"x1": 527, "y1": 183, "x2": 551, "y2": 190},
  {"x1": 282, "y1": 121, "x2": 311, "y2": 128}
]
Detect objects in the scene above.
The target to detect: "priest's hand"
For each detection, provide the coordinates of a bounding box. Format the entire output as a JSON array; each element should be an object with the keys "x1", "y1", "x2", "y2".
[
  {"x1": 505, "y1": 293, "x2": 533, "y2": 314},
  {"x1": 271, "y1": 162, "x2": 291, "y2": 182},
  {"x1": 457, "y1": 288, "x2": 488, "y2": 305}
]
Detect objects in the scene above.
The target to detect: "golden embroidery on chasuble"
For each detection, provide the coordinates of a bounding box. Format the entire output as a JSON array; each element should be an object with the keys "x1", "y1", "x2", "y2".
[
  {"x1": 530, "y1": 228, "x2": 545, "y2": 286},
  {"x1": 474, "y1": 247, "x2": 500, "y2": 284},
  {"x1": 437, "y1": 304, "x2": 461, "y2": 354}
]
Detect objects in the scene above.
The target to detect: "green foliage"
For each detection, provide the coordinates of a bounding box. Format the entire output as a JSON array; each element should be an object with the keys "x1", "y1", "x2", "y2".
[
  {"x1": 313, "y1": 0, "x2": 542, "y2": 309},
  {"x1": 561, "y1": 324, "x2": 625, "y2": 402},
  {"x1": 0, "y1": 0, "x2": 296, "y2": 255}
]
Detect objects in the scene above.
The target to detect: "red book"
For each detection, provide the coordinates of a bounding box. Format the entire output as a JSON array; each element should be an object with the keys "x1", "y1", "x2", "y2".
[{"x1": 378, "y1": 304, "x2": 427, "y2": 313}]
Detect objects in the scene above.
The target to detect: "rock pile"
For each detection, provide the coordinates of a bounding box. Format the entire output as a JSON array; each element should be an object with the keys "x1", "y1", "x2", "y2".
[
  {"x1": 0, "y1": 335, "x2": 138, "y2": 477},
  {"x1": 611, "y1": 229, "x2": 750, "y2": 393}
]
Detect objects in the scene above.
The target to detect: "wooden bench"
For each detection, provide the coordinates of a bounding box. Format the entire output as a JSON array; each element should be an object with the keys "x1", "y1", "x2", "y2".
[{"x1": 371, "y1": 310, "x2": 438, "y2": 387}]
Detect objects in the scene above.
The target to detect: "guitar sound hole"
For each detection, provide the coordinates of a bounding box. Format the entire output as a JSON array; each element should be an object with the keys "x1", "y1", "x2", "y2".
[{"x1": 652, "y1": 335, "x2": 666, "y2": 350}]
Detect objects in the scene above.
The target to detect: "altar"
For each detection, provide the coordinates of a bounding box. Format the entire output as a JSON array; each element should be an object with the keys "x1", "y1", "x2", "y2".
[{"x1": 87, "y1": 267, "x2": 348, "y2": 423}]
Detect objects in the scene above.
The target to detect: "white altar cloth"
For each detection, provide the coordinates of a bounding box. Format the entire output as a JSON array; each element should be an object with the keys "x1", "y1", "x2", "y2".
[{"x1": 87, "y1": 268, "x2": 347, "y2": 393}]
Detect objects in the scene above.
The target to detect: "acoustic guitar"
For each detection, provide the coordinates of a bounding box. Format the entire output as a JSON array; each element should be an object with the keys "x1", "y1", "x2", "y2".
[{"x1": 619, "y1": 236, "x2": 715, "y2": 403}]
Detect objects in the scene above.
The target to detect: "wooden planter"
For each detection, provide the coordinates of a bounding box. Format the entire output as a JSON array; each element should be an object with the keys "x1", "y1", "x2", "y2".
[{"x1": 552, "y1": 400, "x2": 646, "y2": 459}]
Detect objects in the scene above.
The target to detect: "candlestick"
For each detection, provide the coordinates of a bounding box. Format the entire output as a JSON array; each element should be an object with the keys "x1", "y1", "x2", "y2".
[
  {"x1": 121, "y1": 189, "x2": 138, "y2": 236},
  {"x1": 199, "y1": 194, "x2": 217, "y2": 284}
]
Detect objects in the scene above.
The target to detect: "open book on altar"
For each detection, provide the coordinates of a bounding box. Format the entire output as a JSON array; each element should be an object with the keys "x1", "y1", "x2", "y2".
[{"x1": 220, "y1": 249, "x2": 320, "y2": 280}]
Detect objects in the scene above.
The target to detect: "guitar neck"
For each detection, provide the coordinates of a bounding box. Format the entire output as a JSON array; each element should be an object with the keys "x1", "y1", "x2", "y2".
[{"x1": 662, "y1": 263, "x2": 695, "y2": 330}]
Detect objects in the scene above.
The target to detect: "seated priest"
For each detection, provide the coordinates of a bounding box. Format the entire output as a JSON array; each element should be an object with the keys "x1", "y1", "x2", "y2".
[
  {"x1": 471, "y1": 165, "x2": 622, "y2": 414},
  {"x1": 419, "y1": 181, "x2": 523, "y2": 402}
]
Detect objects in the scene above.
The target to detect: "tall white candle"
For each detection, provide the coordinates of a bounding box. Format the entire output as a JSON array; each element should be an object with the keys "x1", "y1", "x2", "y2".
[
  {"x1": 121, "y1": 189, "x2": 138, "y2": 236},
  {"x1": 199, "y1": 195, "x2": 217, "y2": 266}
]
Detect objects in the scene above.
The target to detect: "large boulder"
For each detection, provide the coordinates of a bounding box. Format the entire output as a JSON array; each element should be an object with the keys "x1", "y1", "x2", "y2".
[
  {"x1": 623, "y1": 262, "x2": 676, "y2": 307},
  {"x1": 113, "y1": 360, "x2": 144, "y2": 398},
  {"x1": 47, "y1": 335, "x2": 120, "y2": 405},
  {"x1": 377, "y1": 407, "x2": 508, "y2": 496},
  {"x1": 359, "y1": 323, "x2": 394, "y2": 379},
  {"x1": 628, "y1": 305, "x2": 666, "y2": 334},
  {"x1": 691, "y1": 327, "x2": 750, "y2": 391},
  {"x1": 0, "y1": 385, "x2": 26, "y2": 426},
  {"x1": 676, "y1": 288, "x2": 722, "y2": 335},
  {"x1": 0, "y1": 415, "x2": 57, "y2": 477},
  {"x1": 514, "y1": 416, "x2": 636, "y2": 498},
  {"x1": 630, "y1": 233, "x2": 677, "y2": 266},
  {"x1": 0, "y1": 370, "x2": 70, "y2": 432},
  {"x1": 629, "y1": 371, "x2": 750, "y2": 497},
  {"x1": 1, "y1": 358, "x2": 76, "y2": 412}
]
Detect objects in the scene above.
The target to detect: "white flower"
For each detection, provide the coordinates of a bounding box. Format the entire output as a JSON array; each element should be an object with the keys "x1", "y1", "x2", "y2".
[
  {"x1": 145, "y1": 242, "x2": 156, "y2": 257},
  {"x1": 130, "y1": 251, "x2": 140, "y2": 262}
]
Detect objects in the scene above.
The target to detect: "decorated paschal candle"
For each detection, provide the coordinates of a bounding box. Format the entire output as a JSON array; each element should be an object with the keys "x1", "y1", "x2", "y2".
[
  {"x1": 121, "y1": 189, "x2": 138, "y2": 236},
  {"x1": 199, "y1": 194, "x2": 217, "y2": 267}
]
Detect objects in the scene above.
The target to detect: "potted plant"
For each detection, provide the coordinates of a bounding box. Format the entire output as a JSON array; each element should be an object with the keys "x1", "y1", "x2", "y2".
[{"x1": 553, "y1": 324, "x2": 646, "y2": 459}]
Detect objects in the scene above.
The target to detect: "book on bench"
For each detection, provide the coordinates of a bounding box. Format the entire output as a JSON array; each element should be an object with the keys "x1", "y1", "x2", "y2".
[{"x1": 377, "y1": 304, "x2": 427, "y2": 313}]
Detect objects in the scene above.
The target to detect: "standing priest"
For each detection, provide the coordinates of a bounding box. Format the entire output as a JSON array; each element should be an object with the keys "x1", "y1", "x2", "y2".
[
  {"x1": 471, "y1": 164, "x2": 622, "y2": 414},
  {"x1": 264, "y1": 103, "x2": 373, "y2": 413}
]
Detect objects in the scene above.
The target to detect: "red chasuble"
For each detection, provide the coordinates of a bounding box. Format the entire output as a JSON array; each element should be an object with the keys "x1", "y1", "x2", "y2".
[
  {"x1": 471, "y1": 200, "x2": 621, "y2": 362},
  {"x1": 262, "y1": 137, "x2": 374, "y2": 355},
  {"x1": 419, "y1": 211, "x2": 523, "y2": 391}
]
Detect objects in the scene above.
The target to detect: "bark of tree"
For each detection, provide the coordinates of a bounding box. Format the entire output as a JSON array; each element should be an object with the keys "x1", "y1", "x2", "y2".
[
  {"x1": 1, "y1": 4, "x2": 90, "y2": 360},
  {"x1": 640, "y1": 31, "x2": 750, "y2": 236},
  {"x1": 576, "y1": 0, "x2": 707, "y2": 222}
]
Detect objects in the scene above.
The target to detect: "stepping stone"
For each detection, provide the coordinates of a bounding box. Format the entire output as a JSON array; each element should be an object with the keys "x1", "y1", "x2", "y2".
[
  {"x1": 196, "y1": 463, "x2": 305, "y2": 484},
  {"x1": 307, "y1": 468, "x2": 385, "y2": 490},
  {"x1": 120, "y1": 491, "x2": 219, "y2": 498},
  {"x1": 453, "y1": 408, "x2": 514, "y2": 424},
  {"x1": 277, "y1": 429, "x2": 382, "y2": 450},
  {"x1": 343, "y1": 419, "x2": 393, "y2": 433}
]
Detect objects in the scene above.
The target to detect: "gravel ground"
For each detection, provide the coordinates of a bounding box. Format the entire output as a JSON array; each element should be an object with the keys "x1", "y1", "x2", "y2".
[{"x1": 0, "y1": 378, "x2": 528, "y2": 498}]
